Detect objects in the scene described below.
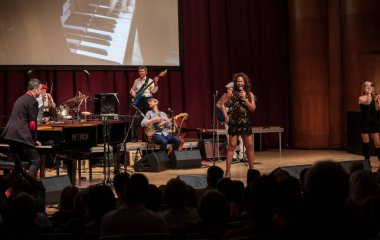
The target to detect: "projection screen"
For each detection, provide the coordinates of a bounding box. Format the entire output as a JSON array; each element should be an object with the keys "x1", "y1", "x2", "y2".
[{"x1": 0, "y1": 0, "x2": 180, "y2": 67}]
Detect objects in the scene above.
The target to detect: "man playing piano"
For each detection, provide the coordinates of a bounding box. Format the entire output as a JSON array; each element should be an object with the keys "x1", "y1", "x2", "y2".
[
  {"x1": 1, "y1": 78, "x2": 42, "y2": 178},
  {"x1": 141, "y1": 98, "x2": 180, "y2": 152},
  {"x1": 130, "y1": 66, "x2": 159, "y2": 141}
]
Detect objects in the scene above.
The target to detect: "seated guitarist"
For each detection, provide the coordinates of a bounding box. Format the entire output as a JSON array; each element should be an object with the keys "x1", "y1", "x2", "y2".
[
  {"x1": 130, "y1": 66, "x2": 159, "y2": 141},
  {"x1": 141, "y1": 98, "x2": 180, "y2": 151}
]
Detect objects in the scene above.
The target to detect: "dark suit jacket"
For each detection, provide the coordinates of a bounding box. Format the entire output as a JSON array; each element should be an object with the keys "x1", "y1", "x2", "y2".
[{"x1": 1, "y1": 93, "x2": 38, "y2": 147}]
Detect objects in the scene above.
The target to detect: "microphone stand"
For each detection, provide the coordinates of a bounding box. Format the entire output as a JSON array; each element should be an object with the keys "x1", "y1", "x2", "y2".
[
  {"x1": 102, "y1": 115, "x2": 112, "y2": 185},
  {"x1": 120, "y1": 104, "x2": 145, "y2": 153},
  {"x1": 212, "y1": 90, "x2": 218, "y2": 166}
]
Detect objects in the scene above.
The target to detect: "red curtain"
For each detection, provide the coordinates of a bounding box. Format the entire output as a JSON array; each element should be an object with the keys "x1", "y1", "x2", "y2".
[{"x1": 0, "y1": 0, "x2": 289, "y2": 146}]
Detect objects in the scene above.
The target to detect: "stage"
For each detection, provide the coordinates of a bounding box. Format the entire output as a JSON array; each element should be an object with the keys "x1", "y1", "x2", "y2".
[{"x1": 44, "y1": 149, "x2": 371, "y2": 188}]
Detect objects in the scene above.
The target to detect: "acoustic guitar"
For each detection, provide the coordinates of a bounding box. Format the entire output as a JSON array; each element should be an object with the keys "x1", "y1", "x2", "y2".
[
  {"x1": 145, "y1": 113, "x2": 189, "y2": 138},
  {"x1": 132, "y1": 69, "x2": 167, "y2": 106}
]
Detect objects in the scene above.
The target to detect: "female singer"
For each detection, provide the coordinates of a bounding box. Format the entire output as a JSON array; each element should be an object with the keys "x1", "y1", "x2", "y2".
[
  {"x1": 221, "y1": 73, "x2": 256, "y2": 178},
  {"x1": 358, "y1": 81, "x2": 380, "y2": 161}
]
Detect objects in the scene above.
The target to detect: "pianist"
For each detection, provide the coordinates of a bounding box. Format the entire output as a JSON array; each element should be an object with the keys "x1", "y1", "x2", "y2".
[
  {"x1": 1, "y1": 78, "x2": 42, "y2": 178},
  {"x1": 141, "y1": 98, "x2": 180, "y2": 152}
]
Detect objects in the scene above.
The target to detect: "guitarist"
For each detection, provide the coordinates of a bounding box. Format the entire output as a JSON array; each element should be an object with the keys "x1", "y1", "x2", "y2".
[
  {"x1": 141, "y1": 98, "x2": 180, "y2": 152},
  {"x1": 130, "y1": 66, "x2": 159, "y2": 141}
]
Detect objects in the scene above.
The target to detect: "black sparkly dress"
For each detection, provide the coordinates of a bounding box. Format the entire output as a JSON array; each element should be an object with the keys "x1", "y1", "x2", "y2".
[
  {"x1": 227, "y1": 91, "x2": 252, "y2": 136},
  {"x1": 360, "y1": 99, "x2": 379, "y2": 133}
]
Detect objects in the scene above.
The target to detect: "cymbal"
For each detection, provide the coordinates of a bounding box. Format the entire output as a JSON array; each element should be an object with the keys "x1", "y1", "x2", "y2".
[{"x1": 64, "y1": 95, "x2": 89, "y2": 106}]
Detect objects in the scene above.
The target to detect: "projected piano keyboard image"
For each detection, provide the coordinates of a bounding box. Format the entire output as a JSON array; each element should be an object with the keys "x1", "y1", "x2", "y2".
[{"x1": 60, "y1": 0, "x2": 134, "y2": 64}]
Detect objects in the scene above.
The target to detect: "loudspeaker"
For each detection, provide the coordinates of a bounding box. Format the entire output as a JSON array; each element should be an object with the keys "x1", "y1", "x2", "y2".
[
  {"x1": 177, "y1": 174, "x2": 207, "y2": 189},
  {"x1": 271, "y1": 164, "x2": 311, "y2": 179},
  {"x1": 40, "y1": 175, "x2": 72, "y2": 205},
  {"x1": 134, "y1": 151, "x2": 169, "y2": 172},
  {"x1": 198, "y1": 139, "x2": 227, "y2": 159},
  {"x1": 94, "y1": 93, "x2": 119, "y2": 115},
  {"x1": 339, "y1": 159, "x2": 371, "y2": 174},
  {"x1": 170, "y1": 150, "x2": 202, "y2": 169}
]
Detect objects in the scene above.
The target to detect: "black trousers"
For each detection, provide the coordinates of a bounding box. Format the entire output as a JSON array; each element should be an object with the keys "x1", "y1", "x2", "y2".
[
  {"x1": 131, "y1": 97, "x2": 150, "y2": 140},
  {"x1": 9, "y1": 142, "x2": 41, "y2": 178}
]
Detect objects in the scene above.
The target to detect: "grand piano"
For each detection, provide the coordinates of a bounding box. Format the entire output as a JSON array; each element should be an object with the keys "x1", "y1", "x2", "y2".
[{"x1": 0, "y1": 120, "x2": 130, "y2": 185}]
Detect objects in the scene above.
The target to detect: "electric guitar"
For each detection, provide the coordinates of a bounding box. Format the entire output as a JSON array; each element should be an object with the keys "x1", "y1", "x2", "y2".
[
  {"x1": 145, "y1": 113, "x2": 189, "y2": 138},
  {"x1": 132, "y1": 69, "x2": 167, "y2": 106}
]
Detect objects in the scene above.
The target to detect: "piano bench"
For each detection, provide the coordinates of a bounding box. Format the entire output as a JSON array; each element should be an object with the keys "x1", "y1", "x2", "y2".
[{"x1": 0, "y1": 160, "x2": 30, "y2": 175}]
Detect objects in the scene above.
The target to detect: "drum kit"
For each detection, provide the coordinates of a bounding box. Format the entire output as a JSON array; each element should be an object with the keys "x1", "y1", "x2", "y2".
[{"x1": 55, "y1": 94, "x2": 91, "y2": 122}]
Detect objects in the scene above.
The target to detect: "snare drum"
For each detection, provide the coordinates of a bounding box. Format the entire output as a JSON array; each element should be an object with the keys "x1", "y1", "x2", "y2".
[{"x1": 57, "y1": 105, "x2": 71, "y2": 120}]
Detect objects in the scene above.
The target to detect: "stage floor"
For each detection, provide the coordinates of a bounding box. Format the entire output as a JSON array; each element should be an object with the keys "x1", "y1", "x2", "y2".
[{"x1": 44, "y1": 149, "x2": 373, "y2": 188}]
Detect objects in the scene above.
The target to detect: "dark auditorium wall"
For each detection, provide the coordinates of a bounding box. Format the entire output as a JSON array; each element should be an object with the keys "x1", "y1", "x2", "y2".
[{"x1": 1, "y1": 0, "x2": 379, "y2": 149}]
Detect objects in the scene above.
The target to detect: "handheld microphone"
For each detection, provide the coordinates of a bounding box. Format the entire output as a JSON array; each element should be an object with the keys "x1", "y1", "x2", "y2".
[
  {"x1": 238, "y1": 86, "x2": 243, "y2": 92},
  {"x1": 168, "y1": 107, "x2": 173, "y2": 112}
]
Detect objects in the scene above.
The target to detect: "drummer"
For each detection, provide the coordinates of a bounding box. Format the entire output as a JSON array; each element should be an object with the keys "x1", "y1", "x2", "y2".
[{"x1": 37, "y1": 84, "x2": 56, "y2": 123}]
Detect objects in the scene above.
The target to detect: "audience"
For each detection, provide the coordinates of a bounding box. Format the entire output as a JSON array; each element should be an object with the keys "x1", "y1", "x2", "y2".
[
  {"x1": 1, "y1": 159, "x2": 380, "y2": 240},
  {"x1": 100, "y1": 173, "x2": 166, "y2": 236},
  {"x1": 51, "y1": 186, "x2": 79, "y2": 227},
  {"x1": 112, "y1": 172, "x2": 130, "y2": 207},
  {"x1": 160, "y1": 178, "x2": 200, "y2": 229}
]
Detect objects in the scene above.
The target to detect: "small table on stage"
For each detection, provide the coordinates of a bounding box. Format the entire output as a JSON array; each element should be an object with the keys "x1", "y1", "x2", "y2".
[{"x1": 200, "y1": 126, "x2": 284, "y2": 152}]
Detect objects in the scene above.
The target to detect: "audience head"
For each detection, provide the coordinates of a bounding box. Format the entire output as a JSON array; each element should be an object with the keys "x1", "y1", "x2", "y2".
[
  {"x1": 124, "y1": 173, "x2": 149, "y2": 203},
  {"x1": 113, "y1": 172, "x2": 130, "y2": 198},
  {"x1": 10, "y1": 192, "x2": 37, "y2": 225},
  {"x1": 165, "y1": 178, "x2": 188, "y2": 209},
  {"x1": 59, "y1": 186, "x2": 79, "y2": 210},
  {"x1": 217, "y1": 178, "x2": 238, "y2": 203},
  {"x1": 199, "y1": 190, "x2": 227, "y2": 225},
  {"x1": 207, "y1": 166, "x2": 224, "y2": 188},
  {"x1": 146, "y1": 184, "x2": 162, "y2": 212},
  {"x1": 349, "y1": 170, "x2": 379, "y2": 206},
  {"x1": 247, "y1": 169, "x2": 261, "y2": 185},
  {"x1": 86, "y1": 185, "x2": 116, "y2": 222},
  {"x1": 303, "y1": 160, "x2": 349, "y2": 209},
  {"x1": 245, "y1": 175, "x2": 279, "y2": 222}
]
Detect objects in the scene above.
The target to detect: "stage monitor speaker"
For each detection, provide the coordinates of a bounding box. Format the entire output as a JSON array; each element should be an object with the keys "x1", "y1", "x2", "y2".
[
  {"x1": 94, "y1": 93, "x2": 119, "y2": 115},
  {"x1": 134, "y1": 151, "x2": 169, "y2": 172},
  {"x1": 198, "y1": 139, "x2": 227, "y2": 159},
  {"x1": 271, "y1": 164, "x2": 312, "y2": 179},
  {"x1": 170, "y1": 150, "x2": 202, "y2": 169},
  {"x1": 40, "y1": 175, "x2": 72, "y2": 206},
  {"x1": 177, "y1": 174, "x2": 207, "y2": 189},
  {"x1": 339, "y1": 159, "x2": 371, "y2": 173}
]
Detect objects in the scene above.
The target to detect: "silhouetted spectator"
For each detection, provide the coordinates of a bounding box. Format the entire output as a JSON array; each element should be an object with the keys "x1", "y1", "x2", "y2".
[
  {"x1": 160, "y1": 179, "x2": 200, "y2": 229},
  {"x1": 85, "y1": 185, "x2": 116, "y2": 232},
  {"x1": 101, "y1": 173, "x2": 166, "y2": 236},
  {"x1": 279, "y1": 161, "x2": 365, "y2": 239},
  {"x1": 113, "y1": 172, "x2": 130, "y2": 206},
  {"x1": 197, "y1": 166, "x2": 224, "y2": 201},
  {"x1": 247, "y1": 169, "x2": 261, "y2": 185},
  {"x1": 146, "y1": 184, "x2": 162, "y2": 212},
  {"x1": 4, "y1": 192, "x2": 41, "y2": 236},
  {"x1": 51, "y1": 186, "x2": 79, "y2": 227}
]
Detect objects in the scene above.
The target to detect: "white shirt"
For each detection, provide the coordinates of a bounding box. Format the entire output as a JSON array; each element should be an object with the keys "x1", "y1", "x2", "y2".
[{"x1": 130, "y1": 77, "x2": 158, "y2": 97}]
